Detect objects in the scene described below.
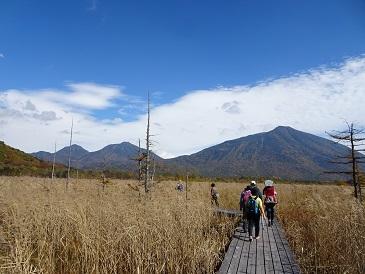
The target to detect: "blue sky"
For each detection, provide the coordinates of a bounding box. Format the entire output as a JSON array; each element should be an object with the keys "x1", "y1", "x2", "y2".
[
  {"x1": 2, "y1": 1, "x2": 365, "y2": 102},
  {"x1": 1, "y1": 0, "x2": 365, "y2": 156}
]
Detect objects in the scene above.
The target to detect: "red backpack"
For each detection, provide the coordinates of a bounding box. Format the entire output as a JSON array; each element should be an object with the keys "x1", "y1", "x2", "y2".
[{"x1": 264, "y1": 186, "x2": 277, "y2": 203}]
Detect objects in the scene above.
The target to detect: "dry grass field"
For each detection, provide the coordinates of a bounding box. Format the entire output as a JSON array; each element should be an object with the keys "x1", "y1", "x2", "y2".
[
  {"x1": 276, "y1": 184, "x2": 365, "y2": 274},
  {"x1": 0, "y1": 177, "x2": 239, "y2": 274},
  {"x1": 0, "y1": 177, "x2": 363, "y2": 274}
]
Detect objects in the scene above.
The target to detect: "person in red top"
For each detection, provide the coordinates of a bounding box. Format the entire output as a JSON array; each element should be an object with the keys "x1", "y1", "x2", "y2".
[{"x1": 263, "y1": 180, "x2": 278, "y2": 227}]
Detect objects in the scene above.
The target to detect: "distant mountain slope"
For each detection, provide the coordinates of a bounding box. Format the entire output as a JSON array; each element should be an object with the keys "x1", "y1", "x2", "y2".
[
  {"x1": 32, "y1": 127, "x2": 357, "y2": 180},
  {"x1": 77, "y1": 142, "x2": 160, "y2": 170},
  {"x1": 33, "y1": 142, "x2": 161, "y2": 171},
  {"x1": 0, "y1": 141, "x2": 58, "y2": 175},
  {"x1": 165, "y1": 126, "x2": 352, "y2": 180},
  {"x1": 33, "y1": 144, "x2": 89, "y2": 166}
]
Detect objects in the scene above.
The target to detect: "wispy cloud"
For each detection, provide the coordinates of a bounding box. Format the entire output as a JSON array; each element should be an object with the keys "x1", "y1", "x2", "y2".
[
  {"x1": 28, "y1": 82, "x2": 122, "y2": 110},
  {"x1": 0, "y1": 53, "x2": 4, "y2": 59},
  {"x1": 88, "y1": 0, "x2": 98, "y2": 11},
  {"x1": 1, "y1": 56, "x2": 365, "y2": 157}
]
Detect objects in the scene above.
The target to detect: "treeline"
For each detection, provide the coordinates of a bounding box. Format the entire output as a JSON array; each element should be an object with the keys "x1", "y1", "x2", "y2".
[
  {"x1": 0, "y1": 164, "x2": 348, "y2": 185},
  {"x1": 0, "y1": 165, "x2": 136, "y2": 180}
]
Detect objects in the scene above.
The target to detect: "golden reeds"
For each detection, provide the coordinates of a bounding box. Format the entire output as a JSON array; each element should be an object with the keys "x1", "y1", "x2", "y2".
[{"x1": 0, "y1": 177, "x2": 236, "y2": 274}]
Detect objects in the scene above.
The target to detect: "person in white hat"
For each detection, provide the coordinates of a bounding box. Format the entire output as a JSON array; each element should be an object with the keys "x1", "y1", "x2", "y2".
[{"x1": 263, "y1": 180, "x2": 278, "y2": 226}]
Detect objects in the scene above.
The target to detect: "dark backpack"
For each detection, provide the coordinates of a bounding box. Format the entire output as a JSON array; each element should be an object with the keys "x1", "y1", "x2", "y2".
[{"x1": 246, "y1": 196, "x2": 259, "y2": 215}]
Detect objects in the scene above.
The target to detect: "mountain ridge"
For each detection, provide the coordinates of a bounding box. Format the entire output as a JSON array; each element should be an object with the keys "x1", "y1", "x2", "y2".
[
  {"x1": 32, "y1": 141, "x2": 161, "y2": 172},
  {"x1": 32, "y1": 126, "x2": 355, "y2": 180},
  {"x1": 0, "y1": 141, "x2": 63, "y2": 176},
  {"x1": 165, "y1": 126, "x2": 351, "y2": 180}
]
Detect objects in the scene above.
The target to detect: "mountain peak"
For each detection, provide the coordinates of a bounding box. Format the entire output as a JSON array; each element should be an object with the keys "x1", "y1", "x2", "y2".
[
  {"x1": 271, "y1": 126, "x2": 296, "y2": 133},
  {"x1": 119, "y1": 141, "x2": 135, "y2": 146},
  {"x1": 70, "y1": 144, "x2": 88, "y2": 151},
  {"x1": 57, "y1": 144, "x2": 89, "y2": 154},
  {"x1": 168, "y1": 126, "x2": 350, "y2": 180}
]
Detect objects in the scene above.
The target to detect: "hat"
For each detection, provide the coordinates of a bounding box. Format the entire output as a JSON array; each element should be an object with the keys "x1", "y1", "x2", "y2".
[
  {"x1": 250, "y1": 180, "x2": 256, "y2": 186},
  {"x1": 265, "y1": 180, "x2": 274, "y2": 187}
]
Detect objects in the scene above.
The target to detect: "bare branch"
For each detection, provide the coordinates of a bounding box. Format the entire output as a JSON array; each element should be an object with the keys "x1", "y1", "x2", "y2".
[
  {"x1": 329, "y1": 161, "x2": 354, "y2": 165},
  {"x1": 324, "y1": 171, "x2": 359, "y2": 174},
  {"x1": 326, "y1": 132, "x2": 351, "y2": 140}
]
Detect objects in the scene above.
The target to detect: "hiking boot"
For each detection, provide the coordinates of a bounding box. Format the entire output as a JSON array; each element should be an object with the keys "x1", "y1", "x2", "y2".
[
  {"x1": 254, "y1": 236, "x2": 260, "y2": 240},
  {"x1": 249, "y1": 236, "x2": 253, "y2": 241}
]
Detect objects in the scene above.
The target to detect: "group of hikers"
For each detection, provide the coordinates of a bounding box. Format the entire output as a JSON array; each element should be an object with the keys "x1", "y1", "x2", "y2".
[{"x1": 210, "y1": 180, "x2": 277, "y2": 242}]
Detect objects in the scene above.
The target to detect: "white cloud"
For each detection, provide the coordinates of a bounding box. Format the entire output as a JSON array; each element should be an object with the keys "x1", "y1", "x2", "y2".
[
  {"x1": 39, "y1": 82, "x2": 122, "y2": 110},
  {"x1": 1, "y1": 56, "x2": 365, "y2": 158},
  {"x1": 0, "y1": 53, "x2": 4, "y2": 59}
]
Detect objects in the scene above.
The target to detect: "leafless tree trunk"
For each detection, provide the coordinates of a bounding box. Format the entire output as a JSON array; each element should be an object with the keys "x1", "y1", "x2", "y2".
[
  {"x1": 151, "y1": 158, "x2": 156, "y2": 182},
  {"x1": 349, "y1": 124, "x2": 358, "y2": 198},
  {"x1": 51, "y1": 142, "x2": 56, "y2": 181},
  {"x1": 144, "y1": 93, "x2": 151, "y2": 193},
  {"x1": 138, "y1": 139, "x2": 142, "y2": 183},
  {"x1": 67, "y1": 118, "x2": 73, "y2": 189},
  {"x1": 185, "y1": 173, "x2": 188, "y2": 201},
  {"x1": 101, "y1": 155, "x2": 108, "y2": 191},
  {"x1": 327, "y1": 122, "x2": 365, "y2": 201}
]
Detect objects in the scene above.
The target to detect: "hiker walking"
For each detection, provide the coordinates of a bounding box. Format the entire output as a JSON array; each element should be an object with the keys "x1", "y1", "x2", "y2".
[
  {"x1": 176, "y1": 180, "x2": 184, "y2": 192},
  {"x1": 210, "y1": 183, "x2": 219, "y2": 207},
  {"x1": 263, "y1": 180, "x2": 278, "y2": 227},
  {"x1": 247, "y1": 181, "x2": 263, "y2": 201},
  {"x1": 246, "y1": 187, "x2": 265, "y2": 241},
  {"x1": 239, "y1": 186, "x2": 251, "y2": 232}
]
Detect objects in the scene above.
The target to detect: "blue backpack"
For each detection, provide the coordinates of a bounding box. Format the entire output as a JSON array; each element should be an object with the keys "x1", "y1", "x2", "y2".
[{"x1": 246, "y1": 196, "x2": 259, "y2": 215}]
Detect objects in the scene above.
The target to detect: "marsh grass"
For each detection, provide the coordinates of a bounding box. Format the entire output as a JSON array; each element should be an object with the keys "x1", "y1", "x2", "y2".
[
  {"x1": 0, "y1": 177, "x2": 239, "y2": 274},
  {"x1": 276, "y1": 184, "x2": 365, "y2": 274},
  {"x1": 0, "y1": 178, "x2": 363, "y2": 274}
]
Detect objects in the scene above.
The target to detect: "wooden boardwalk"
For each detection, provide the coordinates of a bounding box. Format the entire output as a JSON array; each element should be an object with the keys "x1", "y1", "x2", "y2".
[{"x1": 218, "y1": 218, "x2": 301, "y2": 274}]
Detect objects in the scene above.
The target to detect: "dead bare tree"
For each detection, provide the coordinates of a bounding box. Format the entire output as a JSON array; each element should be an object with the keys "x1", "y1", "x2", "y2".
[
  {"x1": 144, "y1": 92, "x2": 151, "y2": 193},
  {"x1": 151, "y1": 157, "x2": 156, "y2": 182},
  {"x1": 51, "y1": 142, "x2": 57, "y2": 181},
  {"x1": 185, "y1": 172, "x2": 189, "y2": 201},
  {"x1": 100, "y1": 155, "x2": 111, "y2": 191},
  {"x1": 138, "y1": 139, "x2": 142, "y2": 183},
  {"x1": 327, "y1": 122, "x2": 365, "y2": 200},
  {"x1": 66, "y1": 118, "x2": 74, "y2": 189}
]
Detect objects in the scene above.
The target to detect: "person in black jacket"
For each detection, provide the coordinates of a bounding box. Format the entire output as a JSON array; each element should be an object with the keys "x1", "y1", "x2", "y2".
[{"x1": 247, "y1": 181, "x2": 263, "y2": 201}]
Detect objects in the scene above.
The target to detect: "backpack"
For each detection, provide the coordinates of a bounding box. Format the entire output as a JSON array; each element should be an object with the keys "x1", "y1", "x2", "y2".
[
  {"x1": 246, "y1": 196, "x2": 259, "y2": 215},
  {"x1": 239, "y1": 189, "x2": 251, "y2": 210},
  {"x1": 265, "y1": 186, "x2": 275, "y2": 196},
  {"x1": 264, "y1": 186, "x2": 277, "y2": 204},
  {"x1": 243, "y1": 190, "x2": 252, "y2": 204}
]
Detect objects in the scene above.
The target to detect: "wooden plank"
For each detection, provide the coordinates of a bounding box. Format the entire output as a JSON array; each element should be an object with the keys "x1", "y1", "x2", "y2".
[
  {"x1": 227, "y1": 226, "x2": 245, "y2": 274},
  {"x1": 237, "y1": 231, "x2": 250, "y2": 274},
  {"x1": 291, "y1": 264, "x2": 302, "y2": 274},
  {"x1": 246, "y1": 234, "x2": 257, "y2": 274},
  {"x1": 219, "y1": 225, "x2": 242, "y2": 274},
  {"x1": 215, "y1": 208, "x2": 242, "y2": 217},
  {"x1": 256, "y1": 218, "x2": 266, "y2": 274},
  {"x1": 218, "y1": 208, "x2": 300, "y2": 274},
  {"x1": 274, "y1": 221, "x2": 301, "y2": 273},
  {"x1": 267, "y1": 220, "x2": 284, "y2": 274},
  {"x1": 274, "y1": 222, "x2": 294, "y2": 273},
  {"x1": 263, "y1": 219, "x2": 274, "y2": 274},
  {"x1": 272, "y1": 221, "x2": 290, "y2": 273}
]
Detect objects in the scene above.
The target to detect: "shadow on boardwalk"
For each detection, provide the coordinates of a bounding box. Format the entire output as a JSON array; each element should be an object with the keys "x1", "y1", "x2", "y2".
[{"x1": 218, "y1": 218, "x2": 301, "y2": 274}]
